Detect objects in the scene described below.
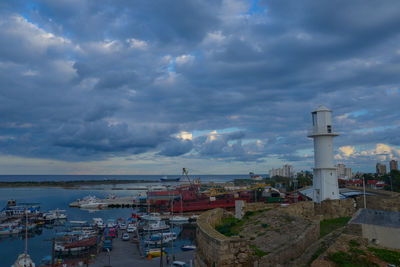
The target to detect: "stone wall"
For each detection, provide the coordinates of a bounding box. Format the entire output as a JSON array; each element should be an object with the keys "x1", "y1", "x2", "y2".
[
  {"x1": 194, "y1": 208, "x2": 253, "y2": 267},
  {"x1": 280, "y1": 201, "x2": 315, "y2": 219},
  {"x1": 281, "y1": 198, "x2": 356, "y2": 220},
  {"x1": 314, "y1": 198, "x2": 356, "y2": 219},
  {"x1": 355, "y1": 195, "x2": 400, "y2": 212},
  {"x1": 255, "y1": 220, "x2": 319, "y2": 267},
  {"x1": 243, "y1": 202, "x2": 279, "y2": 213}
]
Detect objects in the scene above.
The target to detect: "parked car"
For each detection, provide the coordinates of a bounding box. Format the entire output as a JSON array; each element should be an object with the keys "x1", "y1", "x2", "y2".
[
  {"x1": 127, "y1": 225, "x2": 136, "y2": 233},
  {"x1": 122, "y1": 233, "x2": 130, "y2": 241},
  {"x1": 172, "y1": 261, "x2": 189, "y2": 267},
  {"x1": 119, "y1": 223, "x2": 127, "y2": 230}
]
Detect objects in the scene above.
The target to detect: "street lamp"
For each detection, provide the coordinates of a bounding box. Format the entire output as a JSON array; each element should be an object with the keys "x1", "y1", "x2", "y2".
[{"x1": 104, "y1": 248, "x2": 111, "y2": 267}]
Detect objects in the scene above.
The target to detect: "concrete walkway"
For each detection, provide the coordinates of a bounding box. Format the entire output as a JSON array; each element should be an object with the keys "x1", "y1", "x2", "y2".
[{"x1": 90, "y1": 235, "x2": 194, "y2": 267}]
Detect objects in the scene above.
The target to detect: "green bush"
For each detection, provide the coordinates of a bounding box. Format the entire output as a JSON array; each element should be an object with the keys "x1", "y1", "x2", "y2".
[
  {"x1": 368, "y1": 247, "x2": 400, "y2": 265},
  {"x1": 328, "y1": 251, "x2": 378, "y2": 267}
]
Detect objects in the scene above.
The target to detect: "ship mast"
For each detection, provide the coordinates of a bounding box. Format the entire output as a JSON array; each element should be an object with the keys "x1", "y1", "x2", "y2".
[{"x1": 25, "y1": 208, "x2": 28, "y2": 262}]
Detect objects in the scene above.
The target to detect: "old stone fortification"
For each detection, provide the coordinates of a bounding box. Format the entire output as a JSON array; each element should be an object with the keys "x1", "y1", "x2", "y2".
[
  {"x1": 281, "y1": 198, "x2": 356, "y2": 220},
  {"x1": 194, "y1": 208, "x2": 253, "y2": 267},
  {"x1": 195, "y1": 199, "x2": 357, "y2": 267},
  {"x1": 255, "y1": 219, "x2": 319, "y2": 267}
]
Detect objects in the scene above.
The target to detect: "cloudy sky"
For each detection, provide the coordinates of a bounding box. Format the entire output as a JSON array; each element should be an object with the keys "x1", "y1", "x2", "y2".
[{"x1": 0, "y1": 0, "x2": 399, "y2": 175}]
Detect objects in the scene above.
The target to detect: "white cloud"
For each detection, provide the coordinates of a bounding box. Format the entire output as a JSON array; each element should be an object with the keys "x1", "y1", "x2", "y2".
[
  {"x1": 203, "y1": 31, "x2": 227, "y2": 45},
  {"x1": 176, "y1": 131, "x2": 192, "y2": 141},
  {"x1": 175, "y1": 54, "x2": 195, "y2": 66},
  {"x1": 126, "y1": 38, "x2": 148, "y2": 50},
  {"x1": 339, "y1": 146, "x2": 356, "y2": 157}
]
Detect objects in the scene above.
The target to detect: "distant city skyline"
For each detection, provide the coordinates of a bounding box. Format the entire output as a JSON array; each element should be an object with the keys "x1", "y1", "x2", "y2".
[{"x1": 0, "y1": 1, "x2": 399, "y2": 174}]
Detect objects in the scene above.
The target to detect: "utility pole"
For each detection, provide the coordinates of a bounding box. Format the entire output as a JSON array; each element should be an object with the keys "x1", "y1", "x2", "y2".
[
  {"x1": 363, "y1": 178, "x2": 366, "y2": 209},
  {"x1": 390, "y1": 176, "x2": 394, "y2": 196},
  {"x1": 160, "y1": 232, "x2": 163, "y2": 267},
  {"x1": 51, "y1": 238, "x2": 55, "y2": 267}
]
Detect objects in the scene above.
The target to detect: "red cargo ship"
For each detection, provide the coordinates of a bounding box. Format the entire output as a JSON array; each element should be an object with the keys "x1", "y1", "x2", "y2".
[
  {"x1": 147, "y1": 169, "x2": 263, "y2": 212},
  {"x1": 148, "y1": 184, "x2": 257, "y2": 212}
]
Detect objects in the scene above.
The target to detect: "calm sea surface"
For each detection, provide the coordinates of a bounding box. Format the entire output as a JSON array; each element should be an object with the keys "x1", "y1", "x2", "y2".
[
  {"x1": 0, "y1": 175, "x2": 254, "y2": 266},
  {"x1": 0, "y1": 174, "x2": 252, "y2": 182}
]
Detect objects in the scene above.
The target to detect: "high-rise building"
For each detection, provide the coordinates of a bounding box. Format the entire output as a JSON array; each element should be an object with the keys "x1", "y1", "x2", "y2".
[
  {"x1": 308, "y1": 105, "x2": 340, "y2": 203},
  {"x1": 269, "y1": 165, "x2": 295, "y2": 178},
  {"x1": 336, "y1": 163, "x2": 352, "y2": 179},
  {"x1": 390, "y1": 160, "x2": 398, "y2": 172},
  {"x1": 376, "y1": 163, "x2": 387, "y2": 176}
]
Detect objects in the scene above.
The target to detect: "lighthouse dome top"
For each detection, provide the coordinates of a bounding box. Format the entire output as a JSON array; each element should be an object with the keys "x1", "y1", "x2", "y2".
[{"x1": 313, "y1": 105, "x2": 331, "y2": 113}]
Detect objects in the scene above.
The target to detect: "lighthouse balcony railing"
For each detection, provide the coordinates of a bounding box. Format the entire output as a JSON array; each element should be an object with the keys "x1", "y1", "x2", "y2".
[{"x1": 307, "y1": 126, "x2": 337, "y2": 136}]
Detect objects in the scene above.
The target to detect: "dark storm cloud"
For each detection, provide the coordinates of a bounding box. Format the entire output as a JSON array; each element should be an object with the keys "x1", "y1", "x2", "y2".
[{"x1": 0, "y1": 0, "x2": 400, "y2": 170}]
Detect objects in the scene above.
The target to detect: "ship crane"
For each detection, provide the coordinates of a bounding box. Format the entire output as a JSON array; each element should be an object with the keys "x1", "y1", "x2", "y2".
[{"x1": 182, "y1": 168, "x2": 191, "y2": 185}]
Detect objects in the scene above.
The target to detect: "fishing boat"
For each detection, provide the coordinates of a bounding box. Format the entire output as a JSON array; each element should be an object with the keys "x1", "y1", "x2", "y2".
[
  {"x1": 160, "y1": 176, "x2": 181, "y2": 182},
  {"x1": 1, "y1": 200, "x2": 40, "y2": 218},
  {"x1": 55, "y1": 236, "x2": 97, "y2": 254}
]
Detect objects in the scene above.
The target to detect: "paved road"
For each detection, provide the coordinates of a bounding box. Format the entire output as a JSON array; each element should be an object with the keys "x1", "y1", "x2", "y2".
[{"x1": 90, "y1": 234, "x2": 194, "y2": 267}]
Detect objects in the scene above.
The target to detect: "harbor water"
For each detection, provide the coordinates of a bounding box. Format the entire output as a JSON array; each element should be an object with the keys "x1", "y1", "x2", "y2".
[{"x1": 0, "y1": 175, "x2": 248, "y2": 266}]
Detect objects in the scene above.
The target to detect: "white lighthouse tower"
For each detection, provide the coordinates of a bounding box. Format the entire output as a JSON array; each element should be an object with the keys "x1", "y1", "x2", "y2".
[{"x1": 308, "y1": 105, "x2": 340, "y2": 203}]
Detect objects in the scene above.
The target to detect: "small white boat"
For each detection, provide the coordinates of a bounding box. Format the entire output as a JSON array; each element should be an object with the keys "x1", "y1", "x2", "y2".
[
  {"x1": 12, "y1": 254, "x2": 36, "y2": 267},
  {"x1": 169, "y1": 216, "x2": 189, "y2": 223},
  {"x1": 78, "y1": 196, "x2": 108, "y2": 209},
  {"x1": 48, "y1": 209, "x2": 67, "y2": 220},
  {"x1": 143, "y1": 221, "x2": 170, "y2": 232},
  {"x1": 141, "y1": 213, "x2": 161, "y2": 221}
]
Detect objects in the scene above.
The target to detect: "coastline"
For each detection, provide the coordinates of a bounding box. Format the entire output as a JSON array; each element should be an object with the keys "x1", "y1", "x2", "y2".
[{"x1": 0, "y1": 179, "x2": 160, "y2": 188}]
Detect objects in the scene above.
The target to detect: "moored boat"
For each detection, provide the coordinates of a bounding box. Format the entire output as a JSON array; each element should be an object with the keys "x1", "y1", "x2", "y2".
[
  {"x1": 11, "y1": 254, "x2": 36, "y2": 267},
  {"x1": 169, "y1": 215, "x2": 189, "y2": 223}
]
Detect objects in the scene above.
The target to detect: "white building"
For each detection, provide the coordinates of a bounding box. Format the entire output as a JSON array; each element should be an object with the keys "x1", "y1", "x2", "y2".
[
  {"x1": 269, "y1": 164, "x2": 296, "y2": 178},
  {"x1": 308, "y1": 105, "x2": 340, "y2": 203},
  {"x1": 336, "y1": 163, "x2": 352, "y2": 180}
]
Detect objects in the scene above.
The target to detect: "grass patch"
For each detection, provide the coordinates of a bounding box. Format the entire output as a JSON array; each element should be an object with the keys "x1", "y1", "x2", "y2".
[
  {"x1": 216, "y1": 210, "x2": 269, "y2": 237},
  {"x1": 215, "y1": 217, "x2": 243, "y2": 236},
  {"x1": 368, "y1": 247, "x2": 400, "y2": 265},
  {"x1": 320, "y1": 217, "x2": 351, "y2": 238},
  {"x1": 328, "y1": 251, "x2": 378, "y2": 267},
  {"x1": 249, "y1": 245, "x2": 269, "y2": 258}
]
